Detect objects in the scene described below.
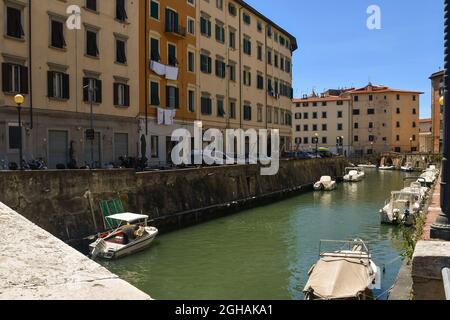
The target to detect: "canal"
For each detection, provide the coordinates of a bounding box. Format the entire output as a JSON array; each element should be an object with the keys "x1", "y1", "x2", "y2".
[{"x1": 103, "y1": 169, "x2": 412, "y2": 300}]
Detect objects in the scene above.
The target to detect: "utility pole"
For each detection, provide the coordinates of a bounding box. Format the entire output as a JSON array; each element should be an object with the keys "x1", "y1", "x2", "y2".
[{"x1": 431, "y1": 0, "x2": 450, "y2": 240}]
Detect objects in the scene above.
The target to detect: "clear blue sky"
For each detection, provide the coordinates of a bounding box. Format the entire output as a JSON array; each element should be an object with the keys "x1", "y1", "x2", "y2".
[{"x1": 245, "y1": 0, "x2": 444, "y2": 119}]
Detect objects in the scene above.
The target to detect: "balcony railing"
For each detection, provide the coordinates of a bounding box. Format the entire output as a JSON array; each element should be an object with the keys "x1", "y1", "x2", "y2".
[{"x1": 165, "y1": 25, "x2": 186, "y2": 38}]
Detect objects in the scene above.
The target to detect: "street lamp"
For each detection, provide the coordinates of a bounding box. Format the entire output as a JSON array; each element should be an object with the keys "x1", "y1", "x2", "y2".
[
  {"x1": 431, "y1": 0, "x2": 450, "y2": 240},
  {"x1": 14, "y1": 94, "x2": 25, "y2": 170}
]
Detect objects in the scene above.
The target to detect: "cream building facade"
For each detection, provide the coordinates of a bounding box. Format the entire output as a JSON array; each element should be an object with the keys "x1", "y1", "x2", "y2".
[
  {"x1": 0, "y1": 0, "x2": 140, "y2": 168},
  {"x1": 419, "y1": 118, "x2": 433, "y2": 153},
  {"x1": 196, "y1": 0, "x2": 297, "y2": 153},
  {"x1": 292, "y1": 93, "x2": 352, "y2": 155}
]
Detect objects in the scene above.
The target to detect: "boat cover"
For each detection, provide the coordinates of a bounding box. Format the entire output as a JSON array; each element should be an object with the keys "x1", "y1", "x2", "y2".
[
  {"x1": 304, "y1": 256, "x2": 371, "y2": 299},
  {"x1": 106, "y1": 213, "x2": 149, "y2": 223}
]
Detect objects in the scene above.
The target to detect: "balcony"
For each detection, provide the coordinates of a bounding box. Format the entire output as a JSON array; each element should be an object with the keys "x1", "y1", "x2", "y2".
[{"x1": 165, "y1": 24, "x2": 186, "y2": 38}]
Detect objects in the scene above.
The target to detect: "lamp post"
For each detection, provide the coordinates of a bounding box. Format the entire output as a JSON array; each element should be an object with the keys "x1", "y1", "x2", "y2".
[
  {"x1": 14, "y1": 94, "x2": 25, "y2": 170},
  {"x1": 314, "y1": 133, "x2": 319, "y2": 157},
  {"x1": 431, "y1": 0, "x2": 450, "y2": 240}
]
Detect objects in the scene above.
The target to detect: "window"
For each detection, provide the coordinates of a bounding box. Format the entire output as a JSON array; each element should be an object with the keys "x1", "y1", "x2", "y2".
[
  {"x1": 200, "y1": 17, "x2": 211, "y2": 37},
  {"x1": 188, "y1": 51, "x2": 195, "y2": 73},
  {"x1": 229, "y1": 30, "x2": 236, "y2": 49},
  {"x1": 369, "y1": 122, "x2": 373, "y2": 129},
  {"x1": 113, "y1": 83, "x2": 130, "y2": 107},
  {"x1": 303, "y1": 125, "x2": 309, "y2": 132},
  {"x1": 303, "y1": 137, "x2": 309, "y2": 144},
  {"x1": 187, "y1": 0, "x2": 195, "y2": 6},
  {"x1": 215, "y1": 24, "x2": 225, "y2": 43},
  {"x1": 83, "y1": 77, "x2": 102, "y2": 103},
  {"x1": 151, "y1": 136, "x2": 159, "y2": 158},
  {"x1": 267, "y1": 50, "x2": 272, "y2": 65},
  {"x1": 8, "y1": 125, "x2": 21, "y2": 150},
  {"x1": 229, "y1": 101, "x2": 236, "y2": 119},
  {"x1": 50, "y1": 20, "x2": 66, "y2": 49},
  {"x1": 201, "y1": 96, "x2": 212, "y2": 115},
  {"x1": 116, "y1": 39, "x2": 127, "y2": 64},
  {"x1": 412, "y1": 122, "x2": 417, "y2": 128},
  {"x1": 187, "y1": 17, "x2": 195, "y2": 35},
  {"x1": 354, "y1": 96, "x2": 359, "y2": 102},
  {"x1": 337, "y1": 111, "x2": 343, "y2": 118},
  {"x1": 150, "y1": 0, "x2": 159, "y2": 19},
  {"x1": 215, "y1": 59, "x2": 226, "y2": 78},
  {"x1": 295, "y1": 113, "x2": 301, "y2": 120},
  {"x1": 243, "y1": 69, "x2": 251, "y2": 86},
  {"x1": 216, "y1": 0, "x2": 223, "y2": 10},
  {"x1": 150, "y1": 81, "x2": 160, "y2": 106},
  {"x1": 228, "y1": 3, "x2": 237, "y2": 16},
  {"x1": 367, "y1": 109, "x2": 375, "y2": 115},
  {"x1": 369, "y1": 95, "x2": 373, "y2": 101},
  {"x1": 200, "y1": 54, "x2": 212, "y2": 73},
  {"x1": 267, "y1": 106, "x2": 272, "y2": 123},
  {"x1": 47, "y1": 71, "x2": 69, "y2": 99},
  {"x1": 285, "y1": 59, "x2": 291, "y2": 73},
  {"x1": 217, "y1": 98, "x2": 225, "y2": 117},
  {"x1": 188, "y1": 89, "x2": 195, "y2": 112},
  {"x1": 257, "y1": 74, "x2": 264, "y2": 90},
  {"x1": 354, "y1": 136, "x2": 359, "y2": 142},
  {"x1": 413, "y1": 108, "x2": 417, "y2": 115},
  {"x1": 337, "y1": 124, "x2": 343, "y2": 131},
  {"x1": 313, "y1": 102, "x2": 318, "y2": 107},
  {"x1": 322, "y1": 112, "x2": 327, "y2": 119},
  {"x1": 296, "y1": 125, "x2": 301, "y2": 132},
  {"x1": 166, "y1": 86, "x2": 179, "y2": 108},
  {"x1": 165, "y1": 9, "x2": 180, "y2": 34},
  {"x1": 6, "y1": 7, "x2": 24, "y2": 38},
  {"x1": 150, "y1": 38, "x2": 160, "y2": 61},
  {"x1": 413, "y1": 95, "x2": 416, "y2": 101},
  {"x1": 303, "y1": 112, "x2": 309, "y2": 119},
  {"x1": 322, "y1": 137, "x2": 327, "y2": 144},
  {"x1": 2, "y1": 63, "x2": 28, "y2": 94},
  {"x1": 243, "y1": 105, "x2": 252, "y2": 121},
  {"x1": 86, "y1": 30, "x2": 99, "y2": 57},
  {"x1": 116, "y1": 0, "x2": 128, "y2": 22},
  {"x1": 312, "y1": 112, "x2": 317, "y2": 119},
  {"x1": 396, "y1": 121, "x2": 400, "y2": 128},
  {"x1": 312, "y1": 124, "x2": 317, "y2": 131},
  {"x1": 228, "y1": 64, "x2": 236, "y2": 81},
  {"x1": 353, "y1": 109, "x2": 360, "y2": 115},
  {"x1": 274, "y1": 109, "x2": 279, "y2": 124},
  {"x1": 397, "y1": 94, "x2": 400, "y2": 100},
  {"x1": 86, "y1": 0, "x2": 97, "y2": 11},
  {"x1": 257, "y1": 44, "x2": 263, "y2": 61},
  {"x1": 321, "y1": 101, "x2": 327, "y2": 106},
  {"x1": 243, "y1": 13, "x2": 251, "y2": 25},
  {"x1": 243, "y1": 38, "x2": 252, "y2": 55},
  {"x1": 396, "y1": 108, "x2": 400, "y2": 114},
  {"x1": 322, "y1": 124, "x2": 327, "y2": 131},
  {"x1": 167, "y1": 43, "x2": 178, "y2": 66},
  {"x1": 354, "y1": 123, "x2": 359, "y2": 129},
  {"x1": 274, "y1": 54, "x2": 278, "y2": 68},
  {"x1": 280, "y1": 57, "x2": 285, "y2": 71}
]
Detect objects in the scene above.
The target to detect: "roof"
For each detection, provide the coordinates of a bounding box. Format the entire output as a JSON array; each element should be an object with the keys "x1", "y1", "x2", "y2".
[
  {"x1": 293, "y1": 96, "x2": 351, "y2": 103},
  {"x1": 235, "y1": 0, "x2": 298, "y2": 51},
  {"x1": 429, "y1": 70, "x2": 444, "y2": 79},
  {"x1": 106, "y1": 213, "x2": 149, "y2": 223},
  {"x1": 347, "y1": 83, "x2": 423, "y2": 95}
]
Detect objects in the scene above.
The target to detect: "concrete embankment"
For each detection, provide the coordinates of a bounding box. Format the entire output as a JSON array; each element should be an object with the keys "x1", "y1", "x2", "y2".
[
  {"x1": 0, "y1": 158, "x2": 345, "y2": 248},
  {"x1": 0, "y1": 202, "x2": 151, "y2": 300}
]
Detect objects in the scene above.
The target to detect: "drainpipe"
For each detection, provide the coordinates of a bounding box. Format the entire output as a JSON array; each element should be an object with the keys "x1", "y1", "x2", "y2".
[
  {"x1": 28, "y1": 0, "x2": 33, "y2": 129},
  {"x1": 144, "y1": 0, "x2": 149, "y2": 135},
  {"x1": 238, "y1": 7, "x2": 242, "y2": 129},
  {"x1": 431, "y1": 0, "x2": 450, "y2": 240},
  {"x1": 264, "y1": 24, "x2": 268, "y2": 130}
]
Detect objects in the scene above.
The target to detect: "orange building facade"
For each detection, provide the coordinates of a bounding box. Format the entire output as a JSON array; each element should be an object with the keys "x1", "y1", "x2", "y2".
[
  {"x1": 139, "y1": 0, "x2": 197, "y2": 165},
  {"x1": 430, "y1": 70, "x2": 444, "y2": 153}
]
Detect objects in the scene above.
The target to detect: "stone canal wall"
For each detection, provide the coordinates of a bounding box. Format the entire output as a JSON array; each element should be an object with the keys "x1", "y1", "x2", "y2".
[
  {"x1": 0, "y1": 202, "x2": 151, "y2": 300},
  {"x1": 0, "y1": 158, "x2": 345, "y2": 246}
]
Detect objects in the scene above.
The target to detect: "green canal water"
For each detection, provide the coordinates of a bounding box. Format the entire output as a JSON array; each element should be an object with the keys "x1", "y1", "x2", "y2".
[{"x1": 103, "y1": 170, "x2": 413, "y2": 300}]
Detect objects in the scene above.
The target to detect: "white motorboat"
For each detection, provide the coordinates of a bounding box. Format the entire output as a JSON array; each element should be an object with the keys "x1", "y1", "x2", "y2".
[
  {"x1": 380, "y1": 191, "x2": 421, "y2": 225},
  {"x1": 379, "y1": 166, "x2": 395, "y2": 171},
  {"x1": 314, "y1": 176, "x2": 337, "y2": 191},
  {"x1": 420, "y1": 166, "x2": 439, "y2": 187},
  {"x1": 90, "y1": 213, "x2": 159, "y2": 260},
  {"x1": 401, "y1": 177, "x2": 430, "y2": 202},
  {"x1": 304, "y1": 239, "x2": 380, "y2": 300},
  {"x1": 357, "y1": 164, "x2": 377, "y2": 169},
  {"x1": 343, "y1": 167, "x2": 365, "y2": 182},
  {"x1": 400, "y1": 163, "x2": 414, "y2": 172}
]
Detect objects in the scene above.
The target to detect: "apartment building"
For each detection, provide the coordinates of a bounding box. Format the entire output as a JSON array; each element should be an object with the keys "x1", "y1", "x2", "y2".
[
  {"x1": 292, "y1": 93, "x2": 352, "y2": 155},
  {"x1": 419, "y1": 118, "x2": 433, "y2": 153},
  {"x1": 430, "y1": 70, "x2": 444, "y2": 153},
  {"x1": 196, "y1": 0, "x2": 297, "y2": 153},
  {"x1": 0, "y1": 0, "x2": 139, "y2": 168},
  {"x1": 347, "y1": 84, "x2": 421, "y2": 155},
  {"x1": 140, "y1": 0, "x2": 197, "y2": 165}
]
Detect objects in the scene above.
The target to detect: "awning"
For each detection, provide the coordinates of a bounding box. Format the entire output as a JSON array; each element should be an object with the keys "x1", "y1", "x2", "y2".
[{"x1": 106, "y1": 213, "x2": 149, "y2": 223}]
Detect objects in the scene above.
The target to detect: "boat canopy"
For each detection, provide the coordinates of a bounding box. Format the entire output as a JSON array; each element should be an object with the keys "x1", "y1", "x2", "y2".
[
  {"x1": 304, "y1": 256, "x2": 371, "y2": 300},
  {"x1": 106, "y1": 213, "x2": 149, "y2": 223}
]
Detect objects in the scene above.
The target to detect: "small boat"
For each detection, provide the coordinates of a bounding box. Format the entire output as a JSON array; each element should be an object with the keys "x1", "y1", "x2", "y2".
[
  {"x1": 343, "y1": 167, "x2": 365, "y2": 182},
  {"x1": 419, "y1": 165, "x2": 440, "y2": 187},
  {"x1": 314, "y1": 176, "x2": 337, "y2": 191},
  {"x1": 400, "y1": 163, "x2": 414, "y2": 172},
  {"x1": 380, "y1": 191, "x2": 421, "y2": 225},
  {"x1": 379, "y1": 166, "x2": 395, "y2": 171},
  {"x1": 90, "y1": 213, "x2": 159, "y2": 260},
  {"x1": 402, "y1": 177, "x2": 430, "y2": 202},
  {"x1": 304, "y1": 239, "x2": 380, "y2": 300},
  {"x1": 357, "y1": 164, "x2": 377, "y2": 169}
]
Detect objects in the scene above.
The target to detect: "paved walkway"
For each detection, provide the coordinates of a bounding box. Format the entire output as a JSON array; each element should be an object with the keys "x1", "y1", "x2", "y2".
[
  {"x1": 422, "y1": 177, "x2": 441, "y2": 241},
  {"x1": 0, "y1": 202, "x2": 152, "y2": 300}
]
